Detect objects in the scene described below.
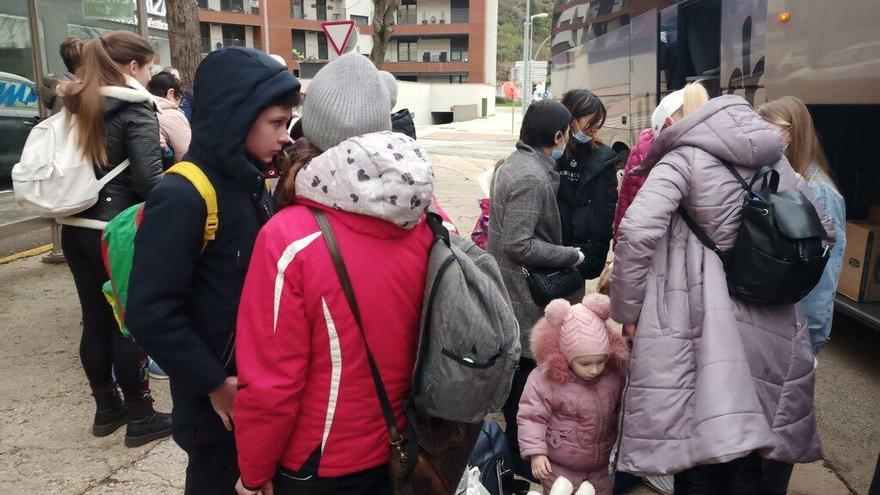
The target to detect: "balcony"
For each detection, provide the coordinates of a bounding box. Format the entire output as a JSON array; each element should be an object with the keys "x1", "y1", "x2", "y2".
[
  {"x1": 396, "y1": 7, "x2": 468, "y2": 24},
  {"x1": 393, "y1": 50, "x2": 469, "y2": 63},
  {"x1": 220, "y1": 0, "x2": 259, "y2": 15}
]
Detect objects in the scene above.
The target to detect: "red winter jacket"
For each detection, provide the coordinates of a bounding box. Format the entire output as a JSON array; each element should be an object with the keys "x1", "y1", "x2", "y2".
[
  {"x1": 234, "y1": 131, "x2": 437, "y2": 488},
  {"x1": 612, "y1": 128, "x2": 653, "y2": 246}
]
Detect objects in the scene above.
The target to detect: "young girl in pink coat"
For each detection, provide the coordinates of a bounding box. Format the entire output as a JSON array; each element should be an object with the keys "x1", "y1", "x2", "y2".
[{"x1": 517, "y1": 293, "x2": 629, "y2": 494}]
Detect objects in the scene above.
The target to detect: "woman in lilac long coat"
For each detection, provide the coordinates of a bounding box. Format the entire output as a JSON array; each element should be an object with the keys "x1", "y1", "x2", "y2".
[{"x1": 610, "y1": 95, "x2": 835, "y2": 493}]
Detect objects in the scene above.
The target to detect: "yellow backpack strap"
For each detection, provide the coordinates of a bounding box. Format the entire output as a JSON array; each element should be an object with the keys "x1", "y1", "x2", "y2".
[{"x1": 165, "y1": 162, "x2": 218, "y2": 250}]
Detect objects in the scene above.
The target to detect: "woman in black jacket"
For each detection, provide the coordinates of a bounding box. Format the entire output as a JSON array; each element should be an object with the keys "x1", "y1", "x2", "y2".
[
  {"x1": 58, "y1": 31, "x2": 168, "y2": 447},
  {"x1": 556, "y1": 90, "x2": 621, "y2": 285}
]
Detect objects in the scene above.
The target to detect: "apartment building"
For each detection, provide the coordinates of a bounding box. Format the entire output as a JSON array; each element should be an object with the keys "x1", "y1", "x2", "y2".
[{"x1": 198, "y1": 0, "x2": 497, "y2": 84}]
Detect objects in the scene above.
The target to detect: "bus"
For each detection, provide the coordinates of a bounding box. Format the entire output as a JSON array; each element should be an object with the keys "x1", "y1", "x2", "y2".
[{"x1": 549, "y1": 0, "x2": 880, "y2": 328}]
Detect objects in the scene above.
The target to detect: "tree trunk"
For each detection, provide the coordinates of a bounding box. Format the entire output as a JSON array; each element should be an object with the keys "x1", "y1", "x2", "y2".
[
  {"x1": 165, "y1": 0, "x2": 201, "y2": 90},
  {"x1": 369, "y1": 0, "x2": 402, "y2": 67}
]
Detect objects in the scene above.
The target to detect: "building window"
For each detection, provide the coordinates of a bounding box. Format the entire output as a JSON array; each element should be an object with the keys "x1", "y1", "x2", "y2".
[
  {"x1": 198, "y1": 0, "x2": 208, "y2": 8},
  {"x1": 221, "y1": 0, "x2": 245, "y2": 12},
  {"x1": 317, "y1": 32, "x2": 329, "y2": 60},
  {"x1": 451, "y1": 37, "x2": 468, "y2": 61},
  {"x1": 292, "y1": 30, "x2": 307, "y2": 55},
  {"x1": 397, "y1": 4, "x2": 417, "y2": 25},
  {"x1": 222, "y1": 24, "x2": 246, "y2": 47},
  {"x1": 450, "y1": 0, "x2": 469, "y2": 23},
  {"x1": 351, "y1": 15, "x2": 369, "y2": 25},
  {"x1": 291, "y1": 0, "x2": 305, "y2": 18},
  {"x1": 316, "y1": 0, "x2": 327, "y2": 21},
  {"x1": 200, "y1": 22, "x2": 211, "y2": 53},
  {"x1": 397, "y1": 39, "x2": 417, "y2": 62}
]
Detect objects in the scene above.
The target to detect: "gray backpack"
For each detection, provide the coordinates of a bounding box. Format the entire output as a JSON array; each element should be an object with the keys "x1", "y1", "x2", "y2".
[{"x1": 412, "y1": 213, "x2": 521, "y2": 424}]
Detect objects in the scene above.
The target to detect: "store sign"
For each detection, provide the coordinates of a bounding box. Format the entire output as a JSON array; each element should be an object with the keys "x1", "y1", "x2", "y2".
[
  {"x1": 83, "y1": 0, "x2": 135, "y2": 19},
  {"x1": 83, "y1": 0, "x2": 168, "y2": 30}
]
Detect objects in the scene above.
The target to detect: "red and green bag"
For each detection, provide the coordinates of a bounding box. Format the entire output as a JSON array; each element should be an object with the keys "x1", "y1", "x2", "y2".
[{"x1": 101, "y1": 162, "x2": 218, "y2": 337}]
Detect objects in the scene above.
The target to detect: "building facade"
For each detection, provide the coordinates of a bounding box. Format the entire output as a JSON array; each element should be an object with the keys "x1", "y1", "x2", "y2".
[{"x1": 198, "y1": 0, "x2": 497, "y2": 84}]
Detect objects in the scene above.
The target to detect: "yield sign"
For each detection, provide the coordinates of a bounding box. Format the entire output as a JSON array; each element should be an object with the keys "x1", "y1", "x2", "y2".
[{"x1": 321, "y1": 20, "x2": 356, "y2": 56}]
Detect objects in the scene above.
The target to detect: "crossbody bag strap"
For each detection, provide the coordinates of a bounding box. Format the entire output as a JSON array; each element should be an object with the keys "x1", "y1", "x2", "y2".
[
  {"x1": 96, "y1": 159, "x2": 131, "y2": 187},
  {"x1": 310, "y1": 208, "x2": 405, "y2": 445}
]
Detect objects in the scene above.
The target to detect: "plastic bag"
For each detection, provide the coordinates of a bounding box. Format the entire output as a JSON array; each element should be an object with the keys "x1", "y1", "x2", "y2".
[{"x1": 465, "y1": 467, "x2": 492, "y2": 495}]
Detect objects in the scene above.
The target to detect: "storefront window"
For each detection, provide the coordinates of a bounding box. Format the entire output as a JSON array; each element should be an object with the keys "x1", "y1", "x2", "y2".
[{"x1": 0, "y1": 5, "x2": 38, "y2": 179}]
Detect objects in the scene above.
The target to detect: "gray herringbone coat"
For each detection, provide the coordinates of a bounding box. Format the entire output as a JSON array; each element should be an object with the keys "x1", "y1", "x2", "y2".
[{"x1": 488, "y1": 142, "x2": 581, "y2": 358}]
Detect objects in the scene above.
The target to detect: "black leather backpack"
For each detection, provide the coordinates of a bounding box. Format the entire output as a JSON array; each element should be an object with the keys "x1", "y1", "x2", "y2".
[{"x1": 678, "y1": 162, "x2": 829, "y2": 305}]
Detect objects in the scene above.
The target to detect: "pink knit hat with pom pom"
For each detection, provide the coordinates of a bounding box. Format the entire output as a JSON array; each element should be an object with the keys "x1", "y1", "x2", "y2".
[{"x1": 544, "y1": 293, "x2": 612, "y2": 363}]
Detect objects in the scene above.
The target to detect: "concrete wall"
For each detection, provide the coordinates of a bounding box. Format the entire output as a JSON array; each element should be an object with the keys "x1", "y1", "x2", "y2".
[
  {"x1": 298, "y1": 79, "x2": 496, "y2": 124},
  {"x1": 245, "y1": 25, "x2": 255, "y2": 48}
]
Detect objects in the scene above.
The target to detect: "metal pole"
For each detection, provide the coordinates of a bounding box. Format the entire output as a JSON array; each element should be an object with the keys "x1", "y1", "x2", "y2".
[
  {"x1": 521, "y1": 0, "x2": 529, "y2": 113},
  {"x1": 26, "y1": 0, "x2": 65, "y2": 264},
  {"x1": 136, "y1": 0, "x2": 149, "y2": 38}
]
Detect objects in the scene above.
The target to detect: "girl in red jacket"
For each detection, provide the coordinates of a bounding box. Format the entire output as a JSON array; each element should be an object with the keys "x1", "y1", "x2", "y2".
[{"x1": 233, "y1": 52, "x2": 436, "y2": 495}]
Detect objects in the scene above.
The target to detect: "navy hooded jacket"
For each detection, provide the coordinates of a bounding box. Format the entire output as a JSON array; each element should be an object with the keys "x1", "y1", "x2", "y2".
[{"x1": 127, "y1": 48, "x2": 300, "y2": 447}]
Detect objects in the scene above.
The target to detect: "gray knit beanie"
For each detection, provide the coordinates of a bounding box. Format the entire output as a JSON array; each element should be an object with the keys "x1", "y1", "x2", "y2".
[
  {"x1": 303, "y1": 52, "x2": 391, "y2": 151},
  {"x1": 379, "y1": 70, "x2": 398, "y2": 109}
]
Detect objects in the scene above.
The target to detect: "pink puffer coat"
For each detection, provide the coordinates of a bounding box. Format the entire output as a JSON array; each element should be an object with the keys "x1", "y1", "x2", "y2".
[{"x1": 517, "y1": 307, "x2": 629, "y2": 494}]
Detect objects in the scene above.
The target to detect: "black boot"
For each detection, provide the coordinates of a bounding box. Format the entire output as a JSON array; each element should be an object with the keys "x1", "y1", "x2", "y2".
[
  {"x1": 92, "y1": 387, "x2": 128, "y2": 437},
  {"x1": 124, "y1": 401, "x2": 172, "y2": 448}
]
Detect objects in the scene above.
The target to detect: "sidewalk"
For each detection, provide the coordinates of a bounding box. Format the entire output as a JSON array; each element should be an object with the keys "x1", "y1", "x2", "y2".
[{"x1": 0, "y1": 127, "x2": 862, "y2": 493}]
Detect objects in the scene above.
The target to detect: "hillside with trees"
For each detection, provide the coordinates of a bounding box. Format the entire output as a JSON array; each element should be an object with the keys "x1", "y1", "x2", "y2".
[{"x1": 496, "y1": 0, "x2": 554, "y2": 84}]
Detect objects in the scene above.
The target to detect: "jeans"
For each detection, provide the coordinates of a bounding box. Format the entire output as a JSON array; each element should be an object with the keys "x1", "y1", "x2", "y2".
[
  {"x1": 62, "y1": 225, "x2": 149, "y2": 403},
  {"x1": 502, "y1": 357, "x2": 538, "y2": 481}
]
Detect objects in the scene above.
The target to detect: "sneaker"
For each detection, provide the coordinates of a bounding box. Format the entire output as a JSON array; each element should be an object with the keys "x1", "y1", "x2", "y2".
[
  {"x1": 147, "y1": 358, "x2": 168, "y2": 380},
  {"x1": 125, "y1": 406, "x2": 172, "y2": 448}
]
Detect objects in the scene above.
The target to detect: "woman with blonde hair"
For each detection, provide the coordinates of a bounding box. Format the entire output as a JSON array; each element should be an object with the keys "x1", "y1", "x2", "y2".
[
  {"x1": 59, "y1": 31, "x2": 167, "y2": 447},
  {"x1": 612, "y1": 82, "x2": 709, "y2": 246},
  {"x1": 611, "y1": 91, "x2": 833, "y2": 492},
  {"x1": 758, "y1": 95, "x2": 846, "y2": 495},
  {"x1": 758, "y1": 96, "x2": 845, "y2": 353}
]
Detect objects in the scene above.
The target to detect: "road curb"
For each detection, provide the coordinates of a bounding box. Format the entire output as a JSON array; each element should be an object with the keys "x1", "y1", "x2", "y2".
[{"x1": 0, "y1": 244, "x2": 52, "y2": 265}]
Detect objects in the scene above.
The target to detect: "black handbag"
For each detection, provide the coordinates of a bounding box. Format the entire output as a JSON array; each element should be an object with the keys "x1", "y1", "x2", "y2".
[
  {"x1": 522, "y1": 265, "x2": 584, "y2": 307},
  {"x1": 678, "y1": 162, "x2": 829, "y2": 305}
]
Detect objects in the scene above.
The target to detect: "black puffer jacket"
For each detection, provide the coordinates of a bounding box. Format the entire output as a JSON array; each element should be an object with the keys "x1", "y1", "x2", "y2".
[
  {"x1": 391, "y1": 108, "x2": 416, "y2": 139},
  {"x1": 127, "y1": 48, "x2": 300, "y2": 448},
  {"x1": 556, "y1": 142, "x2": 620, "y2": 279},
  {"x1": 77, "y1": 84, "x2": 164, "y2": 221}
]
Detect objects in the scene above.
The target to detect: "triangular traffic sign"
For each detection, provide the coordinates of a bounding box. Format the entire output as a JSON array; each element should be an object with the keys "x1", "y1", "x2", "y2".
[{"x1": 321, "y1": 20, "x2": 356, "y2": 56}]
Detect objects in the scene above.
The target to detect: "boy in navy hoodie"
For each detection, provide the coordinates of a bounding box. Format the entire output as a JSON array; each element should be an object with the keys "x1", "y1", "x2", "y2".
[{"x1": 127, "y1": 48, "x2": 300, "y2": 494}]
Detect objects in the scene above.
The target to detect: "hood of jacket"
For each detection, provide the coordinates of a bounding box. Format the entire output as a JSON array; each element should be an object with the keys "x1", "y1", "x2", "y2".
[
  {"x1": 295, "y1": 130, "x2": 434, "y2": 229},
  {"x1": 187, "y1": 47, "x2": 300, "y2": 178},
  {"x1": 636, "y1": 95, "x2": 784, "y2": 175},
  {"x1": 154, "y1": 95, "x2": 180, "y2": 112},
  {"x1": 101, "y1": 77, "x2": 156, "y2": 117},
  {"x1": 530, "y1": 315, "x2": 629, "y2": 384}
]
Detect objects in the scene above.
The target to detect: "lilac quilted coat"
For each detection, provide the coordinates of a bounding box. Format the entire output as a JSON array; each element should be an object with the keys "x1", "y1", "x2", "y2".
[{"x1": 610, "y1": 96, "x2": 834, "y2": 475}]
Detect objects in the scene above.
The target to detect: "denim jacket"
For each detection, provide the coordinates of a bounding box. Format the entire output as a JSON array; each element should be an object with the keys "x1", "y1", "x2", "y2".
[{"x1": 799, "y1": 164, "x2": 847, "y2": 352}]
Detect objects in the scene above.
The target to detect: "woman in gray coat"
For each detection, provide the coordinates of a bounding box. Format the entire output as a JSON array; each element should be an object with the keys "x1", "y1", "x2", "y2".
[
  {"x1": 488, "y1": 99, "x2": 584, "y2": 479},
  {"x1": 611, "y1": 95, "x2": 834, "y2": 493}
]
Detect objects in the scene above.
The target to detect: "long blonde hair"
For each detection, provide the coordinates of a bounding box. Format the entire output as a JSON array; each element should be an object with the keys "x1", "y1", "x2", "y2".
[
  {"x1": 677, "y1": 82, "x2": 710, "y2": 119},
  {"x1": 758, "y1": 96, "x2": 833, "y2": 182},
  {"x1": 62, "y1": 31, "x2": 154, "y2": 167}
]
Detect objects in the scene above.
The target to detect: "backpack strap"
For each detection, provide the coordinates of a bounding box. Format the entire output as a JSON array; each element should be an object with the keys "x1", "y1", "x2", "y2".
[
  {"x1": 677, "y1": 206, "x2": 722, "y2": 255},
  {"x1": 165, "y1": 162, "x2": 218, "y2": 250}
]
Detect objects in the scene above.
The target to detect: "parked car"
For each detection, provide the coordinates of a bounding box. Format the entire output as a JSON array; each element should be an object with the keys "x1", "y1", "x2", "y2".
[{"x1": 0, "y1": 72, "x2": 39, "y2": 181}]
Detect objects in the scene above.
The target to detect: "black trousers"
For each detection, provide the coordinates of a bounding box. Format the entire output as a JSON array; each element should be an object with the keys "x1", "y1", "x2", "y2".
[
  {"x1": 502, "y1": 357, "x2": 537, "y2": 481},
  {"x1": 184, "y1": 441, "x2": 239, "y2": 495},
  {"x1": 761, "y1": 459, "x2": 794, "y2": 495},
  {"x1": 61, "y1": 225, "x2": 149, "y2": 403},
  {"x1": 674, "y1": 452, "x2": 763, "y2": 495},
  {"x1": 274, "y1": 464, "x2": 391, "y2": 495}
]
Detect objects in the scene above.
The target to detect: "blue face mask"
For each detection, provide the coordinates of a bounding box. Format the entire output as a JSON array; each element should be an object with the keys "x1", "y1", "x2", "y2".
[
  {"x1": 573, "y1": 131, "x2": 592, "y2": 144},
  {"x1": 551, "y1": 148, "x2": 564, "y2": 160}
]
